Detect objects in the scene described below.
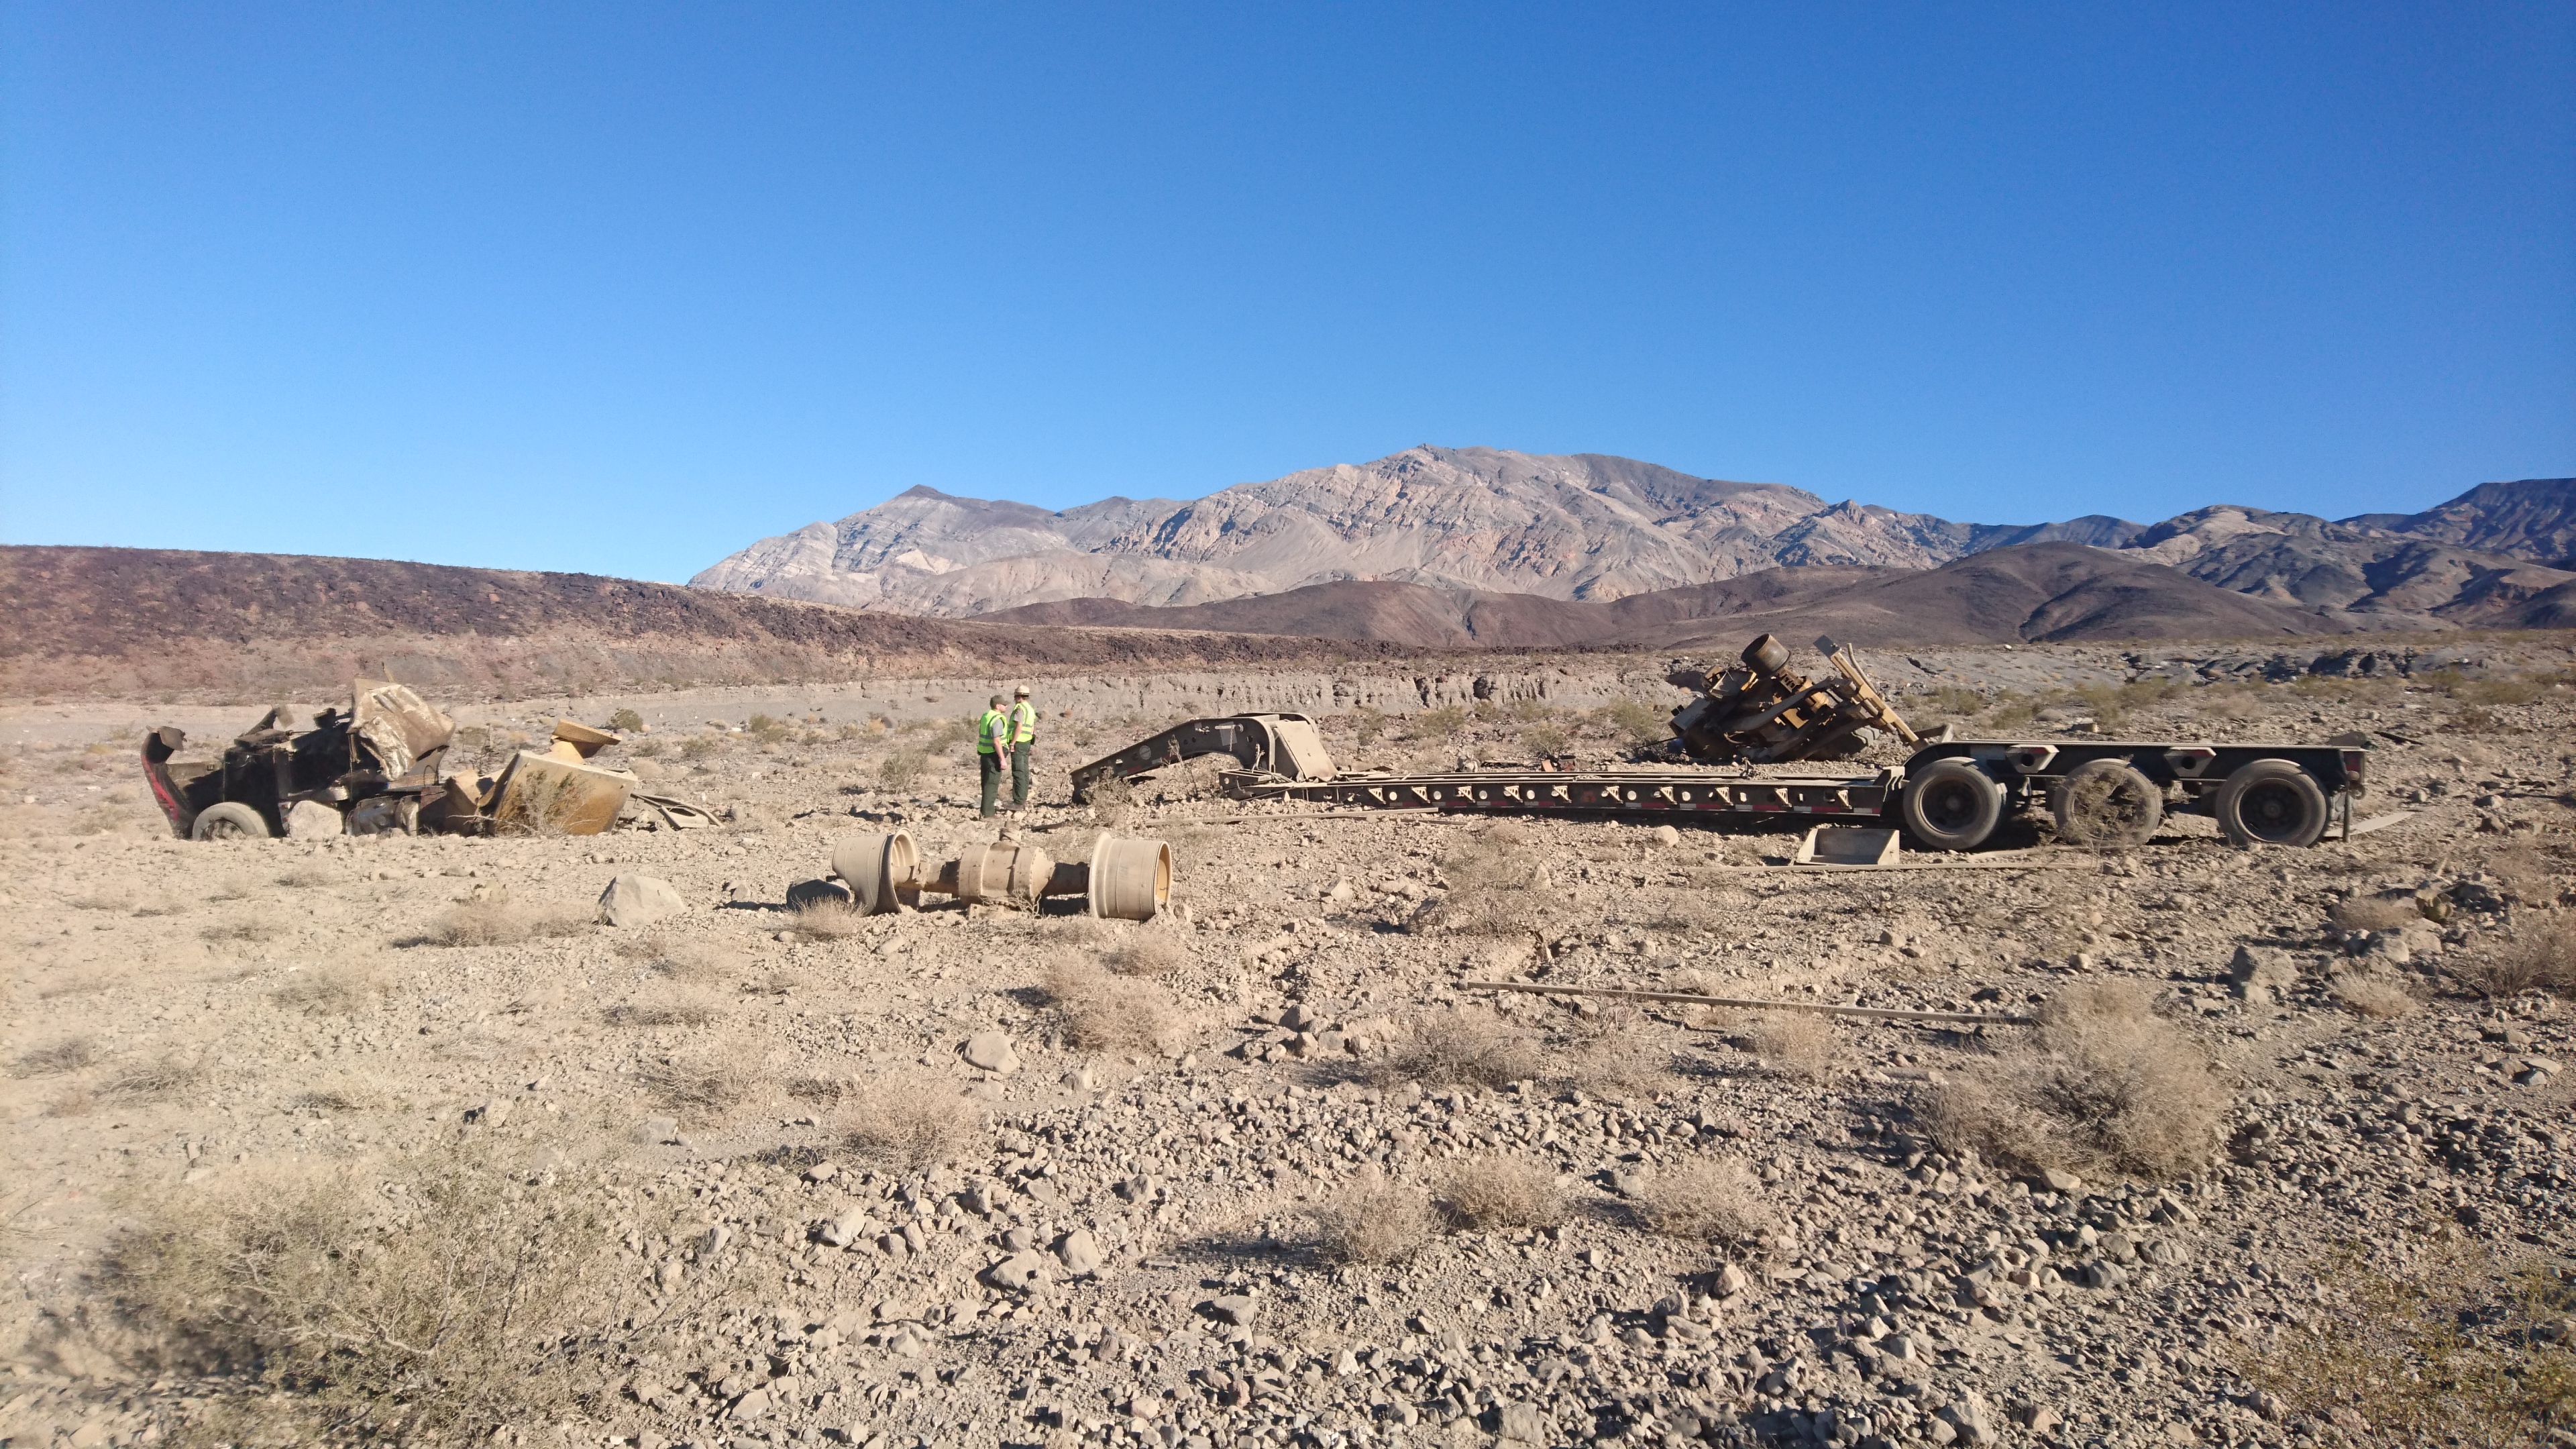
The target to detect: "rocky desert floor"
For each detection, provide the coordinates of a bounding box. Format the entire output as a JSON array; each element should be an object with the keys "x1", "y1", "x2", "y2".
[{"x1": 4, "y1": 640, "x2": 2575, "y2": 1449}]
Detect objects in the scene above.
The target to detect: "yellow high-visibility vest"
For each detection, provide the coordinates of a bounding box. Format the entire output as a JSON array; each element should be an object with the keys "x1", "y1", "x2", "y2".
[
  {"x1": 976, "y1": 710, "x2": 1006, "y2": 754},
  {"x1": 1008, "y1": 701, "x2": 1038, "y2": 746}
]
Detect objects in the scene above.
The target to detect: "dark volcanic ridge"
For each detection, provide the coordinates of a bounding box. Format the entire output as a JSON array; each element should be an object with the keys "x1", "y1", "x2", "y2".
[{"x1": 0, "y1": 546, "x2": 1412, "y2": 700}]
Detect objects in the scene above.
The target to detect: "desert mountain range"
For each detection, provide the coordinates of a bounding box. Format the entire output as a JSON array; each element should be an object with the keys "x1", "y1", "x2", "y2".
[{"x1": 693, "y1": 446, "x2": 2576, "y2": 642}]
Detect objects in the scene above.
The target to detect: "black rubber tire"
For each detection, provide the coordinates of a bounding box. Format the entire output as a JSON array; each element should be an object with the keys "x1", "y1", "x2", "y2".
[
  {"x1": 1900, "y1": 758, "x2": 2004, "y2": 851},
  {"x1": 190, "y1": 802, "x2": 271, "y2": 841},
  {"x1": 2052, "y1": 758, "x2": 2164, "y2": 849},
  {"x1": 2215, "y1": 759, "x2": 2329, "y2": 847}
]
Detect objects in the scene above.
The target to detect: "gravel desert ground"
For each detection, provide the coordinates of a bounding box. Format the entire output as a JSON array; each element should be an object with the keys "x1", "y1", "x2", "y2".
[{"x1": 4, "y1": 638, "x2": 2573, "y2": 1449}]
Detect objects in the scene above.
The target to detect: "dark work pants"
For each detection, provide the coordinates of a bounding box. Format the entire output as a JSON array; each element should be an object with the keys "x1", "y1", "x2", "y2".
[
  {"x1": 979, "y1": 751, "x2": 1003, "y2": 817},
  {"x1": 1010, "y1": 743, "x2": 1033, "y2": 808}
]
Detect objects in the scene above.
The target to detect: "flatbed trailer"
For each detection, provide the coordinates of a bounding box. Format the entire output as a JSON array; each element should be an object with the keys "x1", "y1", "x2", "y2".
[
  {"x1": 1075, "y1": 712, "x2": 2368, "y2": 851},
  {"x1": 1220, "y1": 765, "x2": 1904, "y2": 821},
  {"x1": 1228, "y1": 736, "x2": 2365, "y2": 850}
]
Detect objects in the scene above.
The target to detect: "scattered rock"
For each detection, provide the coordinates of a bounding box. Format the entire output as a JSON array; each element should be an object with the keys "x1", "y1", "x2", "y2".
[
  {"x1": 961, "y1": 1030, "x2": 1021, "y2": 1075},
  {"x1": 1201, "y1": 1294, "x2": 1258, "y2": 1327},
  {"x1": 1495, "y1": 1402, "x2": 1552, "y2": 1443},
  {"x1": 984, "y1": 1252, "x2": 1049, "y2": 1291},
  {"x1": 1055, "y1": 1230, "x2": 1103, "y2": 1275},
  {"x1": 597, "y1": 873, "x2": 686, "y2": 927}
]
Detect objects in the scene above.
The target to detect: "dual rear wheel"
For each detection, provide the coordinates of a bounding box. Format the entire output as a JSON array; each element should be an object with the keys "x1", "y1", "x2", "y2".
[{"x1": 1898, "y1": 755, "x2": 2330, "y2": 851}]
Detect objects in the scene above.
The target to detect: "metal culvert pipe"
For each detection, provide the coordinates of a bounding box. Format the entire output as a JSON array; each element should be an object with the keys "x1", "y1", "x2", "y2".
[
  {"x1": 1087, "y1": 835, "x2": 1172, "y2": 921},
  {"x1": 830, "y1": 830, "x2": 921, "y2": 915},
  {"x1": 949, "y1": 843, "x2": 1055, "y2": 907}
]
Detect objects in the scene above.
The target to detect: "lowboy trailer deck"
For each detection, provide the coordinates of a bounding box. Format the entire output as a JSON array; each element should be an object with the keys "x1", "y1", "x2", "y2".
[{"x1": 1079, "y1": 712, "x2": 2369, "y2": 851}]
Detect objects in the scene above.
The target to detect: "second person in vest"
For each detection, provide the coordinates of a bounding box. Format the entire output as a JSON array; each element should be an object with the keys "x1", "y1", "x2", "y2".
[{"x1": 1007, "y1": 685, "x2": 1038, "y2": 811}]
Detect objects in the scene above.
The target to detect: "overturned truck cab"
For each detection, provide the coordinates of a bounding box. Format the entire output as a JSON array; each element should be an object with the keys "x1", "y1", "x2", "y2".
[
  {"x1": 142, "y1": 680, "x2": 464, "y2": 839},
  {"x1": 143, "y1": 683, "x2": 701, "y2": 839}
]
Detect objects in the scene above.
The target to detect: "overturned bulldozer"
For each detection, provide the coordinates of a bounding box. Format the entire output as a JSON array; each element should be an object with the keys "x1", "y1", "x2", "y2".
[{"x1": 1665, "y1": 633, "x2": 1921, "y2": 764}]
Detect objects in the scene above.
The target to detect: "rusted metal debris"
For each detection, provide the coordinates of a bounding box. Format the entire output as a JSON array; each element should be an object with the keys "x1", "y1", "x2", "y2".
[
  {"x1": 1071, "y1": 713, "x2": 1334, "y2": 802},
  {"x1": 825, "y1": 830, "x2": 1173, "y2": 920},
  {"x1": 1666, "y1": 633, "x2": 1922, "y2": 765},
  {"x1": 146, "y1": 688, "x2": 680, "y2": 840},
  {"x1": 1462, "y1": 979, "x2": 2039, "y2": 1027}
]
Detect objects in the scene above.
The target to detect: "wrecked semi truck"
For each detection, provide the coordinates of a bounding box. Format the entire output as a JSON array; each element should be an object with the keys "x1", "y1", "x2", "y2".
[
  {"x1": 1069, "y1": 633, "x2": 2367, "y2": 851},
  {"x1": 143, "y1": 681, "x2": 711, "y2": 839}
]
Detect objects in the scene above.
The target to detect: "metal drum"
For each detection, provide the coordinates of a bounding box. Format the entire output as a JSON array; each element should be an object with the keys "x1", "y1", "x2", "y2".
[
  {"x1": 1088, "y1": 835, "x2": 1172, "y2": 921},
  {"x1": 830, "y1": 830, "x2": 922, "y2": 915},
  {"x1": 953, "y1": 843, "x2": 1055, "y2": 907}
]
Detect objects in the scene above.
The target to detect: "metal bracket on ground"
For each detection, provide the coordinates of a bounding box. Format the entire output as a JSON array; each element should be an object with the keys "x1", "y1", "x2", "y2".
[{"x1": 1460, "y1": 979, "x2": 2039, "y2": 1027}]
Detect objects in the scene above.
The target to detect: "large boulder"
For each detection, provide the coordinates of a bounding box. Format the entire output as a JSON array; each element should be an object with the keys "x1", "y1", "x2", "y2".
[{"x1": 598, "y1": 873, "x2": 686, "y2": 927}]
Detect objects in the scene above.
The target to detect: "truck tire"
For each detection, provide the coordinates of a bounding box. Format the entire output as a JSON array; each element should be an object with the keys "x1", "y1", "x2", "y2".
[
  {"x1": 2215, "y1": 759, "x2": 2328, "y2": 847},
  {"x1": 190, "y1": 802, "x2": 271, "y2": 841},
  {"x1": 2214, "y1": 759, "x2": 2328, "y2": 847},
  {"x1": 2052, "y1": 759, "x2": 2163, "y2": 849},
  {"x1": 1900, "y1": 759, "x2": 2004, "y2": 851}
]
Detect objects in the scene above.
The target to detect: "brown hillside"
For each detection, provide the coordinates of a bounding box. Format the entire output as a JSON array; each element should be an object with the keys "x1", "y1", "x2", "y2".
[
  {"x1": 982, "y1": 544, "x2": 2353, "y2": 648},
  {"x1": 0, "y1": 546, "x2": 1410, "y2": 700}
]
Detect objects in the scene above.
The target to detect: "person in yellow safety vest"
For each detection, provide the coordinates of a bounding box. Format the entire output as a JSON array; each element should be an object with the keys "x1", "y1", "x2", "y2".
[
  {"x1": 975, "y1": 694, "x2": 1008, "y2": 818},
  {"x1": 1006, "y1": 684, "x2": 1038, "y2": 811}
]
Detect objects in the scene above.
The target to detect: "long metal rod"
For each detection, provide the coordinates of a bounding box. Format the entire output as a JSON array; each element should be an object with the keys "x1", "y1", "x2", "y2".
[{"x1": 1460, "y1": 979, "x2": 2039, "y2": 1027}]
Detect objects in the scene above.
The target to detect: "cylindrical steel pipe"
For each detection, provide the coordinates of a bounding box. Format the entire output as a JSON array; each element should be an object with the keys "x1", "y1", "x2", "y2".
[
  {"x1": 830, "y1": 830, "x2": 922, "y2": 915},
  {"x1": 1089, "y1": 835, "x2": 1172, "y2": 921}
]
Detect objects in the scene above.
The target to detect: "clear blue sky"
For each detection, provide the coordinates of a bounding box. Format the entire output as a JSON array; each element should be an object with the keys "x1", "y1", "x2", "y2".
[{"x1": 5, "y1": 3, "x2": 2571, "y2": 583}]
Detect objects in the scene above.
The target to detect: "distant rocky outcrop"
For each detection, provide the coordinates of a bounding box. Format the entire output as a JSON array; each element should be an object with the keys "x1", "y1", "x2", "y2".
[{"x1": 694, "y1": 447, "x2": 2572, "y2": 635}]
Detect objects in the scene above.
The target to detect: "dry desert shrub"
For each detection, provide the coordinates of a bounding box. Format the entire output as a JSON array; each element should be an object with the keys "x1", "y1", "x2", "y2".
[
  {"x1": 1096, "y1": 929, "x2": 1189, "y2": 978},
  {"x1": 100, "y1": 1057, "x2": 209, "y2": 1103},
  {"x1": 615, "y1": 931, "x2": 732, "y2": 982},
  {"x1": 10, "y1": 1036, "x2": 96, "y2": 1077},
  {"x1": 1085, "y1": 772, "x2": 1136, "y2": 826},
  {"x1": 1435, "y1": 1155, "x2": 1567, "y2": 1232},
  {"x1": 1734, "y1": 1009, "x2": 1841, "y2": 1082},
  {"x1": 786, "y1": 1073, "x2": 856, "y2": 1108},
  {"x1": 2238, "y1": 1245, "x2": 2575, "y2": 1447},
  {"x1": 107, "y1": 1135, "x2": 668, "y2": 1440},
  {"x1": 268, "y1": 962, "x2": 390, "y2": 1015},
  {"x1": 1373, "y1": 1009, "x2": 1544, "y2": 1091},
  {"x1": 1309, "y1": 1169, "x2": 1435, "y2": 1265},
  {"x1": 1558, "y1": 1008, "x2": 1678, "y2": 1097},
  {"x1": 843, "y1": 1081, "x2": 984, "y2": 1171},
  {"x1": 1408, "y1": 824, "x2": 1552, "y2": 936},
  {"x1": 1923, "y1": 981, "x2": 2227, "y2": 1181},
  {"x1": 272, "y1": 867, "x2": 334, "y2": 889},
  {"x1": 201, "y1": 917, "x2": 287, "y2": 945},
  {"x1": 2483, "y1": 845, "x2": 2571, "y2": 908},
  {"x1": 638, "y1": 1055, "x2": 767, "y2": 1116},
  {"x1": 602, "y1": 983, "x2": 731, "y2": 1027},
  {"x1": 2453, "y1": 932, "x2": 2576, "y2": 1000},
  {"x1": 2332, "y1": 971, "x2": 2422, "y2": 1018},
  {"x1": 2328, "y1": 894, "x2": 2426, "y2": 933},
  {"x1": 290, "y1": 1072, "x2": 391, "y2": 1113},
  {"x1": 786, "y1": 896, "x2": 868, "y2": 941},
  {"x1": 1043, "y1": 962, "x2": 1189, "y2": 1055},
  {"x1": 1633, "y1": 1158, "x2": 1775, "y2": 1246},
  {"x1": 419, "y1": 898, "x2": 588, "y2": 948}
]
